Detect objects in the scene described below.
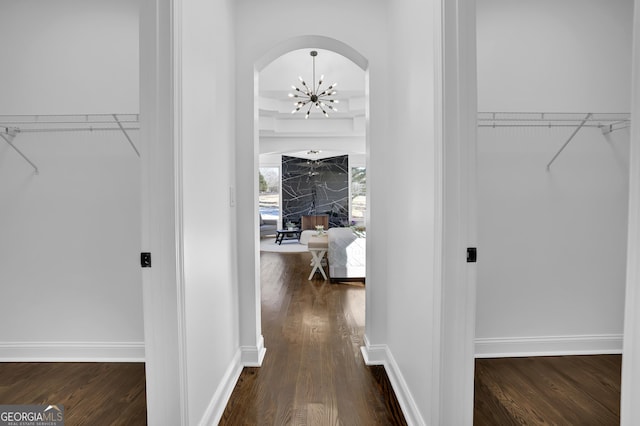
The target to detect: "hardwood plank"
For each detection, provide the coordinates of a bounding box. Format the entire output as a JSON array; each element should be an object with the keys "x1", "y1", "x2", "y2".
[
  {"x1": 0, "y1": 362, "x2": 147, "y2": 425},
  {"x1": 221, "y1": 251, "x2": 406, "y2": 425},
  {"x1": 474, "y1": 355, "x2": 621, "y2": 425}
]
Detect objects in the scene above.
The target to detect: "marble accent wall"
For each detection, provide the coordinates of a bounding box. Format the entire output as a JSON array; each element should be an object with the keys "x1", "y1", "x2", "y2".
[{"x1": 282, "y1": 155, "x2": 349, "y2": 228}]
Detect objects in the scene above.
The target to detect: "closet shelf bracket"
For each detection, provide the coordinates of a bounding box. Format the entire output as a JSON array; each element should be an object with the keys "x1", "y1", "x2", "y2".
[
  {"x1": 601, "y1": 120, "x2": 629, "y2": 135},
  {"x1": 113, "y1": 114, "x2": 140, "y2": 157},
  {"x1": 1, "y1": 128, "x2": 39, "y2": 175},
  {"x1": 546, "y1": 113, "x2": 592, "y2": 170}
]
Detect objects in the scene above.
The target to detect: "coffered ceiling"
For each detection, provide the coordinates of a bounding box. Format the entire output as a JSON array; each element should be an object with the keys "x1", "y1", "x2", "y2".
[{"x1": 259, "y1": 48, "x2": 366, "y2": 160}]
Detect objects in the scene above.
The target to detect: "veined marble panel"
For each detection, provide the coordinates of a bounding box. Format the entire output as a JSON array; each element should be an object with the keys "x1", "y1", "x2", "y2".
[{"x1": 282, "y1": 155, "x2": 349, "y2": 228}]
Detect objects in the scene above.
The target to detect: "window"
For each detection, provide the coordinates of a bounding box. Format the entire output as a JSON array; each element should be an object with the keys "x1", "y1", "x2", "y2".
[{"x1": 259, "y1": 167, "x2": 280, "y2": 221}]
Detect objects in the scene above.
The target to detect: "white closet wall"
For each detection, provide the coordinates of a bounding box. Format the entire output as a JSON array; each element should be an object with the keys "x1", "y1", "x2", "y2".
[
  {"x1": 0, "y1": 1, "x2": 143, "y2": 360},
  {"x1": 476, "y1": 0, "x2": 633, "y2": 356}
]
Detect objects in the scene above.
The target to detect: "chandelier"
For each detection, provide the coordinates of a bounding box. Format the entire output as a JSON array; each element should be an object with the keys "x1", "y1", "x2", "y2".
[{"x1": 289, "y1": 50, "x2": 339, "y2": 119}]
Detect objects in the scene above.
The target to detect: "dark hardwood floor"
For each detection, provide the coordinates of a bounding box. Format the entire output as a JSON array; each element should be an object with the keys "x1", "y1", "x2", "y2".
[
  {"x1": 220, "y1": 251, "x2": 406, "y2": 425},
  {"x1": 0, "y1": 252, "x2": 621, "y2": 426},
  {"x1": 0, "y1": 362, "x2": 146, "y2": 425},
  {"x1": 474, "y1": 354, "x2": 622, "y2": 425}
]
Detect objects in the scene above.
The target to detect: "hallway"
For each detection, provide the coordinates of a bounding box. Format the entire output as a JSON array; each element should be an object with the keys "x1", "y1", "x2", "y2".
[{"x1": 220, "y1": 251, "x2": 406, "y2": 425}]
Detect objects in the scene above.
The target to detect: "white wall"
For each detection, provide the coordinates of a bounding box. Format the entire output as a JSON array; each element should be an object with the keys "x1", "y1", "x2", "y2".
[
  {"x1": 0, "y1": 0, "x2": 139, "y2": 115},
  {"x1": 180, "y1": 0, "x2": 241, "y2": 423},
  {"x1": 476, "y1": 0, "x2": 633, "y2": 356},
  {"x1": 385, "y1": 0, "x2": 439, "y2": 424},
  {"x1": 477, "y1": 0, "x2": 632, "y2": 112},
  {"x1": 0, "y1": 0, "x2": 143, "y2": 360}
]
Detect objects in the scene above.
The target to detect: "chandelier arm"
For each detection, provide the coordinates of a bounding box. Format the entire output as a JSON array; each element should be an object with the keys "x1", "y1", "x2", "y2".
[
  {"x1": 315, "y1": 76, "x2": 324, "y2": 95},
  {"x1": 292, "y1": 99, "x2": 311, "y2": 114},
  {"x1": 289, "y1": 50, "x2": 335, "y2": 118},
  {"x1": 318, "y1": 88, "x2": 337, "y2": 97}
]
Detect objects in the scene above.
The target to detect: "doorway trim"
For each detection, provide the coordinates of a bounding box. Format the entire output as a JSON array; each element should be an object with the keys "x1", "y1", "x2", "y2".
[
  {"x1": 437, "y1": 0, "x2": 478, "y2": 423},
  {"x1": 621, "y1": 1, "x2": 640, "y2": 422},
  {"x1": 139, "y1": 0, "x2": 189, "y2": 424},
  {"x1": 237, "y1": 35, "x2": 370, "y2": 365}
]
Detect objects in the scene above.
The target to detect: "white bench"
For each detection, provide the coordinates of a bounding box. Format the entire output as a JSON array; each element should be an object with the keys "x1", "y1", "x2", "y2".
[{"x1": 307, "y1": 234, "x2": 328, "y2": 280}]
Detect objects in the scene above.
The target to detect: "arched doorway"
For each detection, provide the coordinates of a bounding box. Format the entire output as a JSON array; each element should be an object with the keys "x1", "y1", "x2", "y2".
[{"x1": 236, "y1": 35, "x2": 371, "y2": 365}]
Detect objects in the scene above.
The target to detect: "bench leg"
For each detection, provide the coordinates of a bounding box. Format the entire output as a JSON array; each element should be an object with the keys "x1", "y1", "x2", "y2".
[{"x1": 308, "y1": 249, "x2": 327, "y2": 280}]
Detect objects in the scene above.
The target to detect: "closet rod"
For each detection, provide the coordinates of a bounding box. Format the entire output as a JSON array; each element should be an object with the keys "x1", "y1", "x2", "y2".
[
  {"x1": 477, "y1": 123, "x2": 630, "y2": 129},
  {"x1": 1, "y1": 127, "x2": 139, "y2": 134},
  {"x1": 0, "y1": 113, "x2": 138, "y2": 124},
  {"x1": 0, "y1": 113, "x2": 139, "y2": 133},
  {"x1": 0, "y1": 114, "x2": 140, "y2": 173},
  {"x1": 478, "y1": 111, "x2": 629, "y2": 119},
  {"x1": 477, "y1": 111, "x2": 630, "y2": 130}
]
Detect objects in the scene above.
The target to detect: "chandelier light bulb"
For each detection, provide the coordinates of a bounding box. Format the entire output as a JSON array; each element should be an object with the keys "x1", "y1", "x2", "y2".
[{"x1": 289, "y1": 50, "x2": 338, "y2": 118}]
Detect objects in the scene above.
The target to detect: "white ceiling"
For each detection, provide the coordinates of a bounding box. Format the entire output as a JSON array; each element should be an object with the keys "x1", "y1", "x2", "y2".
[
  {"x1": 259, "y1": 48, "x2": 365, "y2": 96},
  {"x1": 259, "y1": 48, "x2": 367, "y2": 161}
]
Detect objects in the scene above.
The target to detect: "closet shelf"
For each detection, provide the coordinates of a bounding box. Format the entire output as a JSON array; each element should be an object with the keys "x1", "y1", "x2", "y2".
[
  {"x1": 478, "y1": 112, "x2": 632, "y2": 170},
  {"x1": 478, "y1": 112, "x2": 630, "y2": 133},
  {"x1": 0, "y1": 113, "x2": 139, "y2": 133},
  {"x1": 0, "y1": 114, "x2": 140, "y2": 174}
]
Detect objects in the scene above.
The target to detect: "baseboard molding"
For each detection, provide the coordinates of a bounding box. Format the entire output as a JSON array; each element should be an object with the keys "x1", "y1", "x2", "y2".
[
  {"x1": 198, "y1": 349, "x2": 243, "y2": 426},
  {"x1": 360, "y1": 335, "x2": 386, "y2": 365},
  {"x1": 361, "y1": 337, "x2": 426, "y2": 426},
  {"x1": 0, "y1": 341, "x2": 145, "y2": 362},
  {"x1": 475, "y1": 334, "x2": 623, "y2": 358},
  {"x1": 240, "y1": 334, "x2": 266, "y2": 367}
]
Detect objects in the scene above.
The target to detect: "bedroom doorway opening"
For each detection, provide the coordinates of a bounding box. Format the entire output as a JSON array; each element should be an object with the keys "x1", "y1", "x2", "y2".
[{"x1": 256, "y1": 42, "x2": 369, "y2": 354}]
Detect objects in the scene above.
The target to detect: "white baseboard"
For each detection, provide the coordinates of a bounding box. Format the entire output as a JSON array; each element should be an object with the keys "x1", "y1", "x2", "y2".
[
  {"x1": 361, "y1": 336, "x2": 426, "y2": 426},
  {"x1": 198, "y1": 349, "x2": 243, "y2": 426},
  {"x1": 240, "y1": 334, "x2": 266, "y2": 367},
  {"x1": 475, "y1": 334, "x2": 623, "y2": 358},
  {"x1": 0, "y1": 341, "x2": 145, "y2": 362},
  {"x1": 360, "y1": 335, "x2": 386, "y2": 365}
]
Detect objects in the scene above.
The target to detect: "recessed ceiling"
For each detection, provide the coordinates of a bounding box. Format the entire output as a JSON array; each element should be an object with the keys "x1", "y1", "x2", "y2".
[
  {"x1": 260, "y1": 48, "x2": 365, "y2": 97},
  {"x1": 259, "y1": 48, "x2": 367, "y2": 160}
]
